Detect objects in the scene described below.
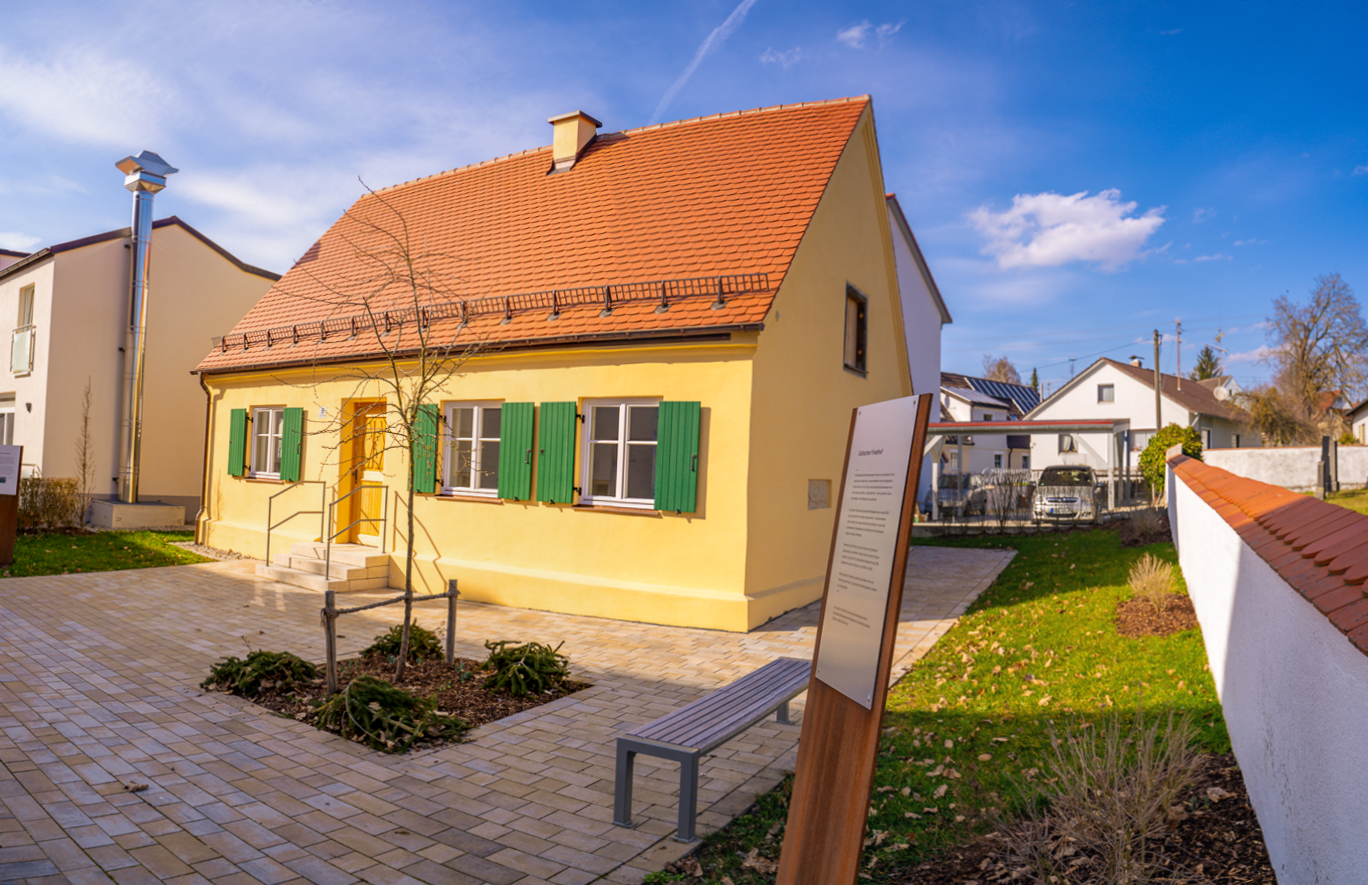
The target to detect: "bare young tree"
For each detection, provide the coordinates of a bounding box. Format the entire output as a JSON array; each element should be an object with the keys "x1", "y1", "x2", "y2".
[
  {"x1": 278, "y1": 183, "x2": 488, "y2": 680},
  {"x1": 1266, "y1": 273, "x2": 1368, "y2": 418},
  {"x1": 1238, "y1": 384, "x2": 1316, "y2": 446},
  {"x1": 982, "y1": 354, "x2": 1022, "y2": 385},
  {"x1": 74, "y1": 378, "x2": 96, "y2": 527}
]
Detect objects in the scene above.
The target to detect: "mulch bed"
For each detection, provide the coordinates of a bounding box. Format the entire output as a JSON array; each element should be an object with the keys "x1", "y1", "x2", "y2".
[
  {"x1": 1115, "y1": 594, "x2": 1199, "y2": 638},
  {"x1": 1116, "y1": 510, "x2": 1174, "y2": 547},
  {"x1": 246, "y1": 653, "x2": 590, "y2": 739},
  {"x1": 896, "y1": 753, "x2": 1275, "y2": 884}
]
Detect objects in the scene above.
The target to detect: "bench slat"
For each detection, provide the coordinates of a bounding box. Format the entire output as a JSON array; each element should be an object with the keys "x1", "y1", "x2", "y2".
[{"x1": 631, "y1": 658, "x2": 810, "y2": 751}]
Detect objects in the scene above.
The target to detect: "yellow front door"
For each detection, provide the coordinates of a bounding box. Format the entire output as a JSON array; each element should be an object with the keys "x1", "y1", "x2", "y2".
[{"x1": 346, "y1": 402, "x2": 387, "y2": 546}]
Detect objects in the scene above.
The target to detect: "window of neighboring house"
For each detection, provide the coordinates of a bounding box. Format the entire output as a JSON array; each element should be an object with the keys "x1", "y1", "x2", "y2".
[
  {"x1": 11, "y1": 285, "x2": 35, "y2": 375},
  {"x1": 1202, "y1": 428, "x2": 1212, "y2": 449},
  {"x1": 1131, "y1": 429, "x2": 1154, "y2": 452},
  {"x1": 994, "y1": 453, "x2": 1003, "y2": 469},
  {"x1": 948, "y1": 451, "x2": 960, "y2": 471},
  {"x1": 250, "y1": 406, "x2": 285, "y2": 477},
  {"x1": 982, "y1": 412, "x2": 995, "y2": 421},
  {"x1": 1059, "y1": 433, "x2": 1077, "y2": 454},
  {"x1": 843, "y1": 286, "x2": 868, "y2": 374},
  {"x1": 1021, "y1": 454, "x2": 1030, "y2": 469},
  {"x1": 1098, "y1": 384, "x2": 1115, "y2": 403},
  {"x1": 443, "y1": 403, "x2": 501, "y2": 495},
  {"x1": 582, "y1": 401, "x2": 659, "y2": 508},
  {"x1": 1235, "y1": 433, "x2": 1242, "y2": 448},
  {"x1": 0, "y1": 395, "x2": 13, "y2": 446}
]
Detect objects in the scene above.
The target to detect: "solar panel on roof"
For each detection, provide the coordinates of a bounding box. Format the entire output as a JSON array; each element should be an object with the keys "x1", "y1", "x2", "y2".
[{"x1": 965, "y1": 378, "x2": 1040, "y2": 417}]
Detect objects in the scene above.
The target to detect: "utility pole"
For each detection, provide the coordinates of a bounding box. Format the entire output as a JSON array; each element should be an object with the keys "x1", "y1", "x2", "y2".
[
  {"x1": 1175, "y1": 319, "x2": 1183, "y2": 391},
  {"x1": 1153, "y1": 330, "x2": 1162, "y2": 434},
  {"x1": 1069, "y1": 356, "x2": 1076, "y2": 377}
]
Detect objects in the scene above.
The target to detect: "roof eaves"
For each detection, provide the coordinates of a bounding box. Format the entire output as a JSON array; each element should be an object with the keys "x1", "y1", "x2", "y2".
[{"x1": 0, "y1": 248, "x2": 55, "y2": 283}]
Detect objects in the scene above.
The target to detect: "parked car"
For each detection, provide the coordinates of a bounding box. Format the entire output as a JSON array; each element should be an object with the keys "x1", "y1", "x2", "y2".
[
  {"x1": 924, "y1": 472, "x2": 988, "y2": 518},
  {"x1": 1032, "y1": 466, "x2": 1106, "y2": 523}
]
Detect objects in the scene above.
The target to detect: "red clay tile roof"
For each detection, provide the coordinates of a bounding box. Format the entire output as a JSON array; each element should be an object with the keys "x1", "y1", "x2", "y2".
[
  {"x1": 1169, "y1": 453, "x2": 1368, "y2": 655},
  {"x1": 196, "y1": 97, "x2": 872, "y2": 374}
]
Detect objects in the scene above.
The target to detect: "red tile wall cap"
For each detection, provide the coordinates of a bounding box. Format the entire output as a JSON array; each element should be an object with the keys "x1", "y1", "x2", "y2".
[
  {"x1": 1309, "y1": 527, "x2": 1368, "y2": 565},
  {"x1": 1300, "y1": 518, "x2": 1368, "y2": 559},
  {"x1": 1287, "y1": 510, "x2": 1361, "y2": 549},
  {"x1": 1327, "y1": 547, "x2": 1368, "y2": 578},
  {"x1": 1346, "y1": 621, "x2": 1368, "y2": 652},
  {"x1": 1313, "y1": 585, "x2": 1363, "y2": 615},
  {"x1": 1329, "y1": 597, "x2": 1368, "y2": 633}
]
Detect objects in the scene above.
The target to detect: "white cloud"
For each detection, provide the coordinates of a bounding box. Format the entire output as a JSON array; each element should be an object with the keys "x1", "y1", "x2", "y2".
[
  {"x1": 0, "y1": 46, "x2": 175, "y2": 147},
  {"x1": 1193, "y1": 253, "x2": 1232, "y2": 262},
  {"x1": 1227, "y1": 344, "x2": 1278, "y2": 364},
  {"x1": 760, "y1": 47, "x2": 803, "y2": 68},
  {"x1": 836, "y1": 19, "x2": 904, "y2": 49},
  {"x1": 1160, "y1": 28, "x2": 1184, "y2": 35},
  {"x1": 650, "y1": 0, "x2": 760, "y2": 125},
  {"x1": 1232, "y1": 238, "x2": 1267, "y2": 246},
  {"x1": 1354, "y1": 164, "x2": 1368, "y2": 175},
  {"x1": 0, "y1": 232, "x2": 41, "y2": 251},
  {"x1": 1192, "y1": 206, "x2": 1216, "y2": 223},
  {"x1": 968, "y1": 189, "x2": 1166, "y2": 271}
]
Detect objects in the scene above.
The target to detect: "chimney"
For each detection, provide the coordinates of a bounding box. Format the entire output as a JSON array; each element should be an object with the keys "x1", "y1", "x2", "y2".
[
  {"x1": 1129, "y1": 355, "x2": 1143, "y2": 368},
  {"x1": 548, "y1": 111, "x2": 601, "y2": 172}
]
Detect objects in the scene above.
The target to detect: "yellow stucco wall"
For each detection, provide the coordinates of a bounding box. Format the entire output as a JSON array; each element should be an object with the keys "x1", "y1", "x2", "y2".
[
  {"x1": 742, "y1": 106, "x2": 911, "y2": 628},
  {"x1": 202, "y1": 341, "x2": 758, "y2": 630}
]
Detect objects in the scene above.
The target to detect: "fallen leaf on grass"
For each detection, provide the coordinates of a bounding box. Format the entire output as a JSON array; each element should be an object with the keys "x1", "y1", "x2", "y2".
[{"x1": 741, "y1": 848, "x2": 778, "y2": 874}]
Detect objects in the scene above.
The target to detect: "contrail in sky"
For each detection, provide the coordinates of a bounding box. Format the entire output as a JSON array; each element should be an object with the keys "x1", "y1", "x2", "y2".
[{"x1": 650, "y1": 0, "x2": 760, "y2": 125}]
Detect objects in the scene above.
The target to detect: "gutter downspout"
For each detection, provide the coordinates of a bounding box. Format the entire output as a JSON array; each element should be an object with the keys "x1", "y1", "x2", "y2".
[{"x1": 195, "y1": 373, "x2": 212, "y2": 545}]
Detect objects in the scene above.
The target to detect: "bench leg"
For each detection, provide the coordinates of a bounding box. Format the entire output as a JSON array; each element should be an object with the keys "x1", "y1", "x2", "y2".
[
  {"x1": 776, "y1": 700, "x2": 791, "y2": 725},
  {"x1": 613, "y1": 741, "x2": 636, "y2": 828},
  {"x1": 676, "y1": 751, "x2": 701, "y2": 843}
]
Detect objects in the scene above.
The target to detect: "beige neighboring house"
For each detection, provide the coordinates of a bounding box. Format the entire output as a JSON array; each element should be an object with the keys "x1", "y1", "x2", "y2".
[{"x1": 0, "y1": 217, "x2": 278, "y2": 517}]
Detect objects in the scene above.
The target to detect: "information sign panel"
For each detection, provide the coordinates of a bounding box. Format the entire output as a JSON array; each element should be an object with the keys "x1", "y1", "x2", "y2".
[
  {"x1": 813, "y1": 396, "x2": 921, "y2": 708},
  {"x1": 0, "y1": 445, "x2": 20, "y2": 497}
]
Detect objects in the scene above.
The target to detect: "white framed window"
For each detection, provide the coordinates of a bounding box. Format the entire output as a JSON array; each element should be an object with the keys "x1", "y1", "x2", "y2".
[
  {"x1": 1058, "y1": 433, "x2": 1076, "y2": 454},
  {"x1": 250, "y1": 406, "x2": 285, "y2": 477},
  {"x1": 1131, "y1": 429, "x2": 1155, "y2": 452},
  {"x1": 993, "y1": 453, "x2": 1003, "y2": 468},
  {"x1": 981, "y1": 412, "x2": 996, "y2": 421},
  {"x1": 1098, "y1": 384, "x2": 1115, "y2": 403},
  {"x1": 581, "y1": 400, "x2": 659, "y2": 509},
  {"x1": 0, "y1": 395, "x2": 12, "y2": 446},
  {"x1": 1021, "y1": 454, "x2": 1030, "y2": 469},
  {"x1": 443, "y1": 403, "x2": 501, "y2": 495}
]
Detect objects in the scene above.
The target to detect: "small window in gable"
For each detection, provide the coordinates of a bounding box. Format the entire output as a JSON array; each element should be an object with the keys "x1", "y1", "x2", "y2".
[
  {"x1": 843, "y1": 286, "x2": 867, "y2": 374},
  {"x1": 1098, "y1": 384, "x2": 1115, "y2": 403}
]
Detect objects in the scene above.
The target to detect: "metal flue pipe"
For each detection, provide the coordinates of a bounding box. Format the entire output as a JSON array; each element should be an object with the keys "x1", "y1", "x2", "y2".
[{"x1": 114, "y1": 151, "x2": 177, "y2": 504}]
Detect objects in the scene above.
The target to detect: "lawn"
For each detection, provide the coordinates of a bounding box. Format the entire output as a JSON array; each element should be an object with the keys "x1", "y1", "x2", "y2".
[
  {"x1": 646, "y1": 527, "x2": 1224, "y2": 884},
  {"x1": 3, "y1": 530, "x2": 212, "y2": 577},
  {"x1": 1323, "y1": 487, "x2": 1368, "y2": 515}
]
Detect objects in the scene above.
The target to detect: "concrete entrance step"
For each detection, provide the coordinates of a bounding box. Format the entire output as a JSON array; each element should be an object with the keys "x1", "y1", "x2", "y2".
[{"x1": 255, "y1": 542, "x2": 391, "y2": 593}]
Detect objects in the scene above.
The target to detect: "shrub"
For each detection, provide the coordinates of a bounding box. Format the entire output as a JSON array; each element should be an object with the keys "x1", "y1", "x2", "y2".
[
  {"x1": 1001, "y1": 709, "x2": 1202, "y2": 884},
  {"x1": 1129, "y1": 552, "x2": 1176, "y2": 614},
  {"x1": 18, "y1": 476, "x2": 82, "y2": 531},
  {"x1": 201, "y1": 650, "x2": 318, "y2": 697},
  {"x1": 482, "y1": 640, "x2": 570, "y2": 696},
  {"x1": 312, "y1": 674, "x2": 468, "y2": 753},
  {"x1": 1138, "y1": 425, "x2": 1202, "y2": 500},
  {"x1": 1129, "y1": 507, "x2": 1162, "y2": 538},
  {"x1": 363, "y1": 622, "x2": 443, "y2": 663}
]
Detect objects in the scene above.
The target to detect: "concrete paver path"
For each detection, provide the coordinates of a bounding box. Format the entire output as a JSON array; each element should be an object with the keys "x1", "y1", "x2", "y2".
[{"x1": 0, "y1": 546, "x2": 1013, "y2": 884}]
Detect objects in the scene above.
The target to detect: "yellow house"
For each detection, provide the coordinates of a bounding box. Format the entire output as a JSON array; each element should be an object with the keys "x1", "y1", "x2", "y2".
[{"x1": 195, "y1": 96, "x2": 915, "y2": 631}]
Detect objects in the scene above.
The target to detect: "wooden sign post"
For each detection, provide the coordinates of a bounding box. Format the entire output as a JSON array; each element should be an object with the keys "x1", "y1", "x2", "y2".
[
  {"x1": 0, "y1": 445, "x2": 22, "y2": 566},
  {"x1": 776, "y1": 395, "x2": 931, "y2": 884}
]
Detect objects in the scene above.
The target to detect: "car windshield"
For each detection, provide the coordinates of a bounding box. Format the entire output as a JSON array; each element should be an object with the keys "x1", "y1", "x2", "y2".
[{"x1": 1039, "y1": 467, "x2": 1094, "y2": 486}]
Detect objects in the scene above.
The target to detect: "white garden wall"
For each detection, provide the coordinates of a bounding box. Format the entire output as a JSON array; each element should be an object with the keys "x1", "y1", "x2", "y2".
[
  {"x1": 1169, "y1": 463, "x2": 1368, "y2": 882},
  {"x1": 1205, "y1": 445, "x2": 1368, "y2": 492}
]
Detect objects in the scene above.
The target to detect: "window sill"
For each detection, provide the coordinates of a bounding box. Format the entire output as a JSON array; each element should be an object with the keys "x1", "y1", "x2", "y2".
[
  {"x1": 843, "y1": 363, "x2": 868, "y2": 378},
  {"x1": 244, "y1": 475, "x2": 287, "y2": 483},
  {"x1": 572, "y1": 504, "x2": 662, "y2": 518},
  {"x1": 432, "y1": 493, "x2": 503, "y2": 505}
]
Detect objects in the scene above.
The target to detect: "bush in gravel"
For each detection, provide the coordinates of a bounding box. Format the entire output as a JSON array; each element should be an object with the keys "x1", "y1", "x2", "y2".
[
  {"x1": 311, "y1": 674, "x2": 468, "y2": 753},
  {"x1": 363, "y1": 621, "x2": 443, "y2": 663},
  {"x1": 1130, "y1": 553, "x2": 1177, "y2": 614},
  {"x1": 201, "y1": 650, "x2": 318, "y2": 697},
  {"x1": 482, "y1": 640, "x2": 570, "y2": 696},
  {"x1": 1001, "y1": 709, "x2": 1202, "y2": 884}
]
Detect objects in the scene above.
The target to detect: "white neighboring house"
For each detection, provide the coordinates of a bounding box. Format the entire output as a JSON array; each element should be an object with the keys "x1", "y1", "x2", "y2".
[
  {"x1": 935, "y1": 372, "x2": 1040, "y2": 474},
  {"x1": 0, "y1": 250, "x2": 25, "y2": 272},
  {"x1": 1346, "y1": 398, "x2": 1368, "y2": 443},
  {"x1": 1026, "y1": 357, "x2": 1259, "y2": 471},
  {"x1": 0, "y1": 217, "x2": 277, "y2": 515},
  {"x1": 887, "y1": 195, "x2": 952, "y2": 398}
]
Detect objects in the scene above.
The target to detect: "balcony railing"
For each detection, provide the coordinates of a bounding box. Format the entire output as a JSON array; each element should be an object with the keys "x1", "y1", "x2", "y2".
[{"x1": 10, "y1": 325, "x2": 34, "y2": 375}]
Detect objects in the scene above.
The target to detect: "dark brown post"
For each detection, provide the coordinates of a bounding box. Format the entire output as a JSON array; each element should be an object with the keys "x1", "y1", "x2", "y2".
[
  {"x1": 323, "y1": 590, "x2": 338, "y2": 694},
  {"x1": 446, "y1": 579, "x2": 459, "y2": 666},
  {"x1": 777, "y1": 395, "x2": 931, "y2": 884}
]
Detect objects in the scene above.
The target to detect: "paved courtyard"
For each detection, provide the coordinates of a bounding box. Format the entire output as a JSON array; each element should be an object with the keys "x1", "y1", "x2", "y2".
[{"x1": 0, "y1": 546, "x2": 1013, "y2": 885}]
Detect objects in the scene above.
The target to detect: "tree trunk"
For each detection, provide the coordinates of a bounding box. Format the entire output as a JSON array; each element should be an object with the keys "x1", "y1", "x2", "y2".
[{"x1": 396, "y1": 469, "x2": 416, "y2": 680}]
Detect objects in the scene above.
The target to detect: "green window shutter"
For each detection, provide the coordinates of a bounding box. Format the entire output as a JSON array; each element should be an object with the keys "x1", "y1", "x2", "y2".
[
  {"x1": 497, "y1": 402, "x2": 534, "y2": 500},
  {"x1": 536, "y1": 402, "x2": 577, "y2": 504},
  {"x1": 280, "y1": 407, "x2": 304, "y2": 483},
  {"x1": 655, "y1": 401, "x2": 700, "y2": 513},
  {"x1": 411, "y1": 403, "x2": 440, "y2": 494},
  {"x1": 227, "y1": 408, "x2": 248, "y2": 477}
]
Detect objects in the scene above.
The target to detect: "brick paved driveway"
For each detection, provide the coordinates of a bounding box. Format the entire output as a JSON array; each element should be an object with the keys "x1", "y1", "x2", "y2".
[{"x1": 0, "y1": 546, "x2": 1013, "y2": 884}]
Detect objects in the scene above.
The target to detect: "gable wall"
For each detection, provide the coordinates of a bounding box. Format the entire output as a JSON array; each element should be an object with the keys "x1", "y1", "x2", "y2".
[
  {"x1": 0, "y1": 258, "x2": 58, "y2": 474},
  {"x1": 743, "y1": 108, "x2": 911, "y2": 628}
]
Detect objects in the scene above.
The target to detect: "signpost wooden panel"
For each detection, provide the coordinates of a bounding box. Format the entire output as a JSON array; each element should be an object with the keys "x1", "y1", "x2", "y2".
[{"x1": 776, "y1": 394, "x2": 931, "y2": 884}]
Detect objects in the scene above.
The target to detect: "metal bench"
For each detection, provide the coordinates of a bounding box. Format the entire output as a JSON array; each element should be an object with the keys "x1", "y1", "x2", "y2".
[{"x1": 612, "y1": 656, "x2": 811, "y2": 842}]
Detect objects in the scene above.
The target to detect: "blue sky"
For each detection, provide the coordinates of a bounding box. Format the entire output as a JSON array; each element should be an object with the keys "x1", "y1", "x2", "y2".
[{"x1": 2, "y1": 0, "x2": 1364, "y2": 395}]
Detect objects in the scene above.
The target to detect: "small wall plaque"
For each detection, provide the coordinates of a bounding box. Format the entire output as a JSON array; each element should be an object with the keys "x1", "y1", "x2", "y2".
[{"x1": 807, "y1": 479, "x2": 830, "y2": 510}]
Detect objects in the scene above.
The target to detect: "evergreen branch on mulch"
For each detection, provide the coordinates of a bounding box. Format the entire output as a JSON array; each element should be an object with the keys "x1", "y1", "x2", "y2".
[
  {"x1": 200, "y1": 650, "x2": 318, "y2": 698},
  {"x1": 362, "y1": 621, "x2": 443, "y2": 662},
  {"x1": 482, "y1": 640, "x2": 570, "y2": 696},
  {"x1": 311, "y1": 674, "x2": 470, "y2": 753}
]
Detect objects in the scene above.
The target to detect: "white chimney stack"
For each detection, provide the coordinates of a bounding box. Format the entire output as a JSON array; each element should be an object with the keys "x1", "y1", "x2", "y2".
[{"x1": 548, "y1": 111, "x2": 601, "y2": 172}]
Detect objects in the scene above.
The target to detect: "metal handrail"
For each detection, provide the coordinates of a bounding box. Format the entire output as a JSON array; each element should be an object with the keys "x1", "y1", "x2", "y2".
[
  {"x1": 264, "y1": 480, "x2": 327, "y2": 566},
  {"x1": 324, "y1": 482, "x2": 387, "y2": 579}
]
